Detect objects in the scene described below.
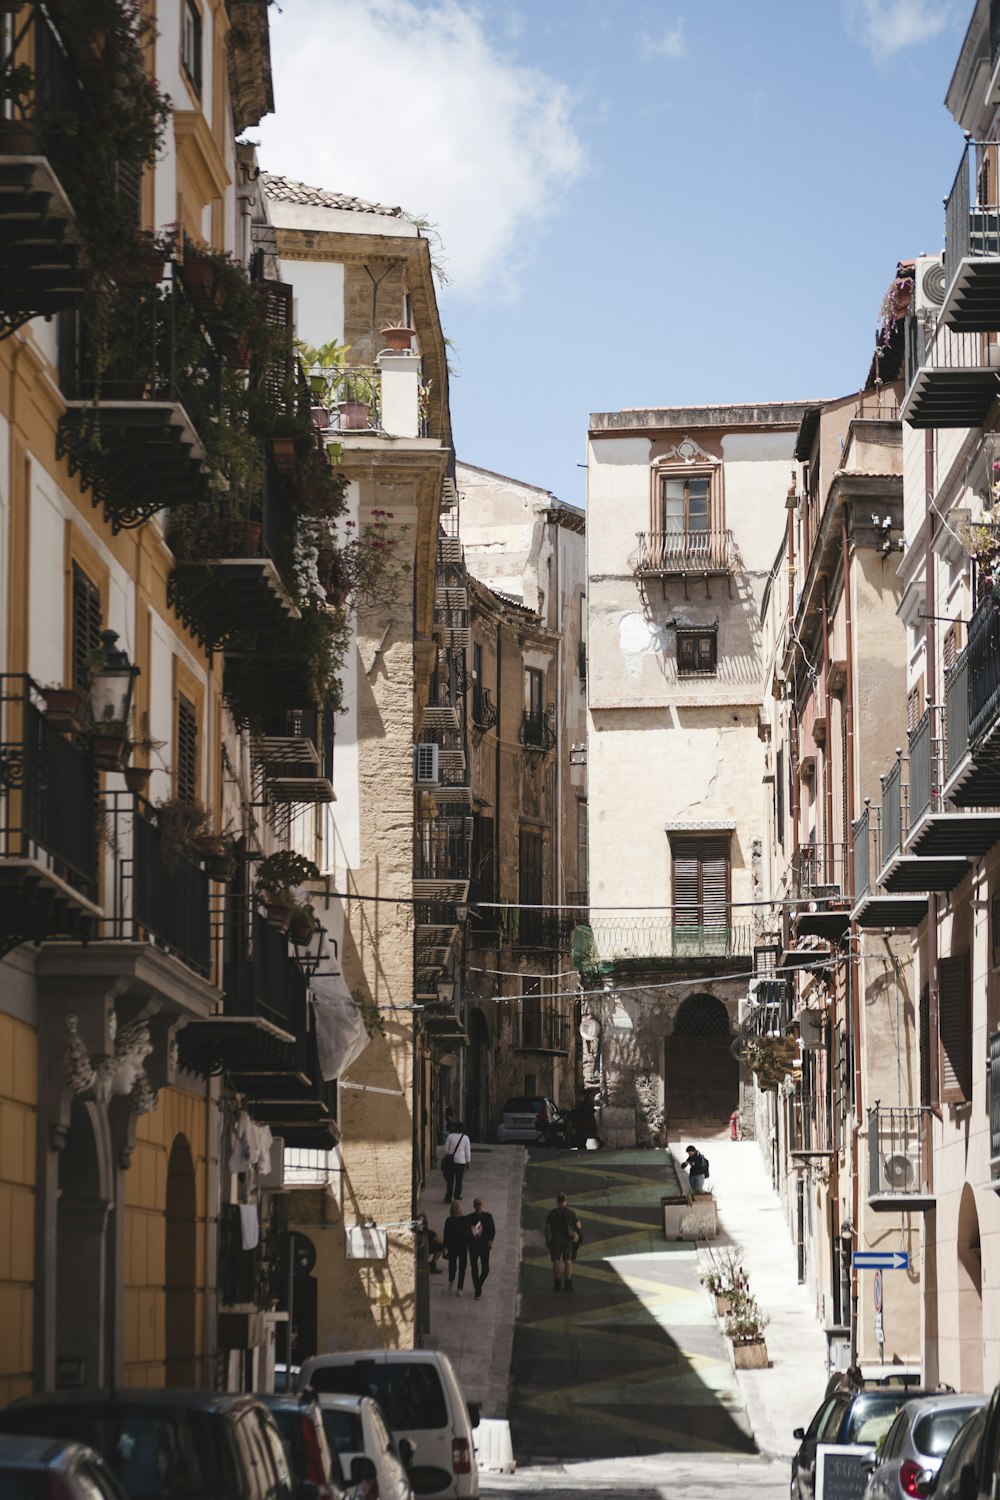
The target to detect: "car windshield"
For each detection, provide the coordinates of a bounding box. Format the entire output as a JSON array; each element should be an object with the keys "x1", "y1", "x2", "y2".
[
  {"x1": 321, "y1": 1409, "x2": 364, "y2": 1456},
  {"x1": 0, "y1": 1408, "x2": 238, "y2": 1500},
  {"x1": 846, "y1": 1396, "x2": 912, "y2": 1445},
  {"x1": 309, "y1": 1364, "x2": 447, "y2": 1431},
  {"x1": 914, "y1": 1409, "x2": 980, "y2": 1459}
]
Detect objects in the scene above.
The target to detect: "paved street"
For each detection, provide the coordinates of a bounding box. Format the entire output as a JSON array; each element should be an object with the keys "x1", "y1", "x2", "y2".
[{"x1": 427, "y1": 1134, "x2": 830, "y2": 1496}]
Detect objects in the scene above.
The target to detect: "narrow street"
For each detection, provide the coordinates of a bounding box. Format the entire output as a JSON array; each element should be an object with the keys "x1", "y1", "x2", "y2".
[{"x1": 430, "y1": 1137, "x2": 829, "y2": 1498}]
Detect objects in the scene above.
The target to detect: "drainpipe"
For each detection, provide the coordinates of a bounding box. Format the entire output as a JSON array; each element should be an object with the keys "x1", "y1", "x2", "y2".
[
  {"x1": 823, "y1": 581, "x2": 834, "y2": 884},
  {"x1": 843, "y1": 507, "x2": 862, "y2": 1365},
  {"x1": 924, "y1": 431, "x2": 939, "y2": 1104}
]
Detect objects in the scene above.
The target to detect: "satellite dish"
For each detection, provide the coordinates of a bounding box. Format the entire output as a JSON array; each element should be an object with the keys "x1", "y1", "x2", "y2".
[{"x1": 579, "y1": 1016, "x2": 601, "y2": 1041}]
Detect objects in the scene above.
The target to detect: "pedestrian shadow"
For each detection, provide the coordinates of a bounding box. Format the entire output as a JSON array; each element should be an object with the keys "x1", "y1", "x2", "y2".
[{"x1": 508, "y1": 1149, "x2": 757, "y2": 1462}]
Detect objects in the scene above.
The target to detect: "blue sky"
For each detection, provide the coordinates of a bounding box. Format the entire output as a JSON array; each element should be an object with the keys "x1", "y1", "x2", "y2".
[{"x1": 257, "y1": 1, "x2": 970, "y2": 506}]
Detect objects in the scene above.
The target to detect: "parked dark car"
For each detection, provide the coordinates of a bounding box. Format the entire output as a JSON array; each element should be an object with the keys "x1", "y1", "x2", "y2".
[
  {"x1": 929, "y1": 1405, "x2": 989, "y2": 1500},
  {"x1": 258, "y1": 1392, "x2": 345, "y2": 1500},
  {"x1": 792, "y1": 1387, "x2": 939, "y2": 1500},
  {"x1": 0, "y1": 1391, "x2": 293, "y2": 1500},
  {"x1": 862, "y1": 1395, "x2": 986, "y2": 1500},
  {"x1": 0, "y1": 1435, "x2": 128, "y2": 1500},
  {"x1": 938, "y1": 1378, "x2": 1000, "y2": 1500}
]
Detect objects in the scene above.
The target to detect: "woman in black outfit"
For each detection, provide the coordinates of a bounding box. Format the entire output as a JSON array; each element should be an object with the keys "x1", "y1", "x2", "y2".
[{"x1": 443, "y1": 1199, "x2": 469, "y2": 1296}]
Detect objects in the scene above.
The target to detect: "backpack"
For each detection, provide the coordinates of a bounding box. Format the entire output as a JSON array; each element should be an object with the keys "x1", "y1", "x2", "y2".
[{"x1": 697, "y1": 1153, "x2": 710, "y2": 1177}]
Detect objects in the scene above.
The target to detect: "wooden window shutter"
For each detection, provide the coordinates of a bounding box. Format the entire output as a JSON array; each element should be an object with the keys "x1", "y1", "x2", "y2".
[
  {"x1": 260, "y1": 281, "x2": 294, "y2": 410},
  {"x1": 907, "y1": 680, "x2": 925, "y2": 734},
  {"x1": 919, "y1": 983, "x2": 931, "y2": 1107},
  {"x1": 939, "y1": 954, "x2": 971, "y2": 1103},
  {"x1": 177, "y1": 693, "x2": 198, "y2": 805},
  {"x1": 671, "y1": 835, "x2": 729, "y2": 927},
  {"x1": 701, "y1": 839, "x2": 728, "y2": 926},
  {"x1": 72, "y1": 564, "x2": 102, "y2": 690},
  {"x1": 672, "y1": 836, "x2": 701, "y2": 919}
]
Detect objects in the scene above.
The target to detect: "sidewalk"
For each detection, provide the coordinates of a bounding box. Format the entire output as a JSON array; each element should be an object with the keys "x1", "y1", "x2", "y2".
[
  {"x1": 421, "y1": 1143, "x2": 525, "y2": 1417},
  {"x1": 677, "y1": 1135, "x2": 830, "y2": 1459}
]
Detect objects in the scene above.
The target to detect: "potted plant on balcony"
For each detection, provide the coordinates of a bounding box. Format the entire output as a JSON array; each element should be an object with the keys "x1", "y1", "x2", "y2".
[
  {"x1": 155, "y1": 797, "x2": 212, "y2": 868},
  {"x1": 336, "y1": 372, "x2": 375, "y2": 431},
  {"x1": 41, "y1": 683, "x2": 90, "y2": 733},
  {"x1": 288, "y1": 901, "x2": 318, "y2": 946},
  {"x1": 256, "y1": 850, "x2": 321, "y2": 931},
  {"x1": 379, "y1": 326, "x2": 416, "y2": 353}
]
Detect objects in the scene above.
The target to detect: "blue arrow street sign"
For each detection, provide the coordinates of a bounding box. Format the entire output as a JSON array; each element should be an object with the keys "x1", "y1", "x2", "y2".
[{"x1": 853, "y1": 1250, "x2": 909, "y2": 1271}]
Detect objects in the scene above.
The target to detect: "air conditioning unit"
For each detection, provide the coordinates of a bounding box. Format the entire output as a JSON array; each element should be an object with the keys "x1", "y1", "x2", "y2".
[
  {"x1": 413, "y1": 742, "x2": 439, "y2": 786},
  {"x1": 914, "y1": 254, "x2": 946, "y2": 318},
  {"x1": 879, "y1": 1149, "x2": 920, "y2": 1194},
  {"x1": 799, "y1": 1010, "x2": 824, "y2": 1049}
]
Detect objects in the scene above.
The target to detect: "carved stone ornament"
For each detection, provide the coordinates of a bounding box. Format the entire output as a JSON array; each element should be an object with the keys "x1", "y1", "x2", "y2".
[
  {"x1": 63, "y1": 1014, "x2": 97, "y2": 1097},
  {"x1": 110, "y1": 1018, "x2": 154, "y2": 1098},
  {"x1": 130, "y1": 1070, "x2": 158, "y2": 1116},
  {"x1": 654, "y1": 437, "x2": 719, "y2": 468}
]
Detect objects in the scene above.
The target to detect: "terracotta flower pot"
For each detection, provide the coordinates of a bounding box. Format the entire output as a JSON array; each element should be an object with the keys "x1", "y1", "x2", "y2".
[
  {"x1": 124, "y1": 764, "x2": 152, "y2": 795},
  {"x1": 288, "y1": 909, "x2": 317, "y2": 945},
  {"x1": 90, "y1": 733, "x2": 131, "y2": 772},
  {"x1": 338, "y1": 401, "x2": 370, "y2": 431},
  {"x1": 205, "y1": 852, "x2": 237, "y2": 883},
  {"x1": 230, "y1": 520, "x2": 262, "y2": 557},
  {"x1": 42, "y1": 687, "x2": 88, "y2": 733},
  {"x1": 182, "y1": 257, "x2": 223, "y2": 313},
  {"x1": 265, "y1": 901, "x2": 293, "y2": 933},
  {"x1": 379, "y1": 326, "x2": 416, "y2": 352},
  {"x1": 270, "y1": 435, "x2": 298, "y2": 475}
]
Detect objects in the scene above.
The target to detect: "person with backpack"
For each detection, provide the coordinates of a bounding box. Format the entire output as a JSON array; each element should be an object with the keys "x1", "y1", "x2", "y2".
[
  {"x1": 684, "y1": 1144, "x2": 710, "y2": 1194},
  {"x1": 441, "y1": 1121, "x2": 470, "y2": 1203},
  {"x1": 544, "y1": 1191, "x2": 583, "y2": 1293},
  {"x1": 466, "y1": 1197, "x2": 495, "y2": 1300}
]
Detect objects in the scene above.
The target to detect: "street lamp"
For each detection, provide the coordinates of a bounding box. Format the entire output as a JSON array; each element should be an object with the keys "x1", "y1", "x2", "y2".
[
  {"x1": 435, "y1": 975, "x2": 456, "y2": 1008},
  {"x1": 89, "y1": 630, "x2": 140, "y2": 729}
]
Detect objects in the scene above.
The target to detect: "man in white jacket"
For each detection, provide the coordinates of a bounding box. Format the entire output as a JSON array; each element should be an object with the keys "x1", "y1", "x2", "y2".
[{"x1": 441, "y1": 1122, "x2": 471, "y2": 1202}]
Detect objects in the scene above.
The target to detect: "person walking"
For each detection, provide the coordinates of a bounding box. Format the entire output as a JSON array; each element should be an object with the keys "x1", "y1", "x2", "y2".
[
  {"x1": 443, "y1": 1199, "x2": 469, "y2": 1296},
  {"x1": 441, "y1": 1121, "x2": 471, "y2": 1203},
  {"x1": 467, "y1": 1197, "x2": 495, "y2": 1300},
  {"x1": 544, "y1": 1190, "x2": 582, "y2": 1293},
  {"x1": 683, "y1": 1144, "x2": 710, "y2": 1194}
]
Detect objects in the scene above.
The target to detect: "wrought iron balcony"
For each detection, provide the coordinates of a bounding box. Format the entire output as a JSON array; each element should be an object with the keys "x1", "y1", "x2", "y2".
[
  {"x1": 118, "y1": 797, "x2": 212, "y2": 976},
  {"x1": 791, "y1": 844, "x2": 846, "y2": 899},
  {"x1": 217, "y1": 1201, "x2": 285, "y2": 1310},
  {"x1": 484, "y1": 905, "x2": 578, "y2": 953},
  {"x1": 633, "y1": 528, "x2": 736, "y2": 576},
  {"x1": 179, "y1": 914, "x2": 337, "y2": 1147},
  {"x1": 867, "y1": 1107, "x2": 934, "y2": 1211},
  {"x1": 0, "y1": 4, "x2": 86, "y2": 336},
  {"x1": 57, "y1": 274, "x2": 218, "y2": 532},
  {"x1": 413, "y1": 817, "x2": 472, "y2": 902},
  {"x1": 940, "y1": 139, "x2": 1000, "y2": 332},
  {"x1": 745, "y1": 978, "x2": 791, "y2": 1037},
  {"x1": 0, "y1": 674, "x2": 99, "y2": 954},
  {"x1": 989, "y1": 1029, "x2": 1000, "y2": 1190},
  {"x1": 572, "y1": 916, "x2": 753, "y2": 979},
  {"x1": 969, "y1": 592, "x2": 1000, "y2": 746},
  {"x1": 434, "y1": 590, "x2": 470, "y2": 649},
  {"x1": 168, "y1": 468, "x2": 300, "y2": 650},
  {"x1": 521, "y1": 710, "x2": 556, "y2": 753},
  {"x1": 472, "y1": 685, "x2": 497, "y2": 732},
  {"x1": 517, "y1": 1008, "x2": 570, "y2": 1054},
  {"x1": 901, "y1": 312, "x2": 1000, "y2": 430}
]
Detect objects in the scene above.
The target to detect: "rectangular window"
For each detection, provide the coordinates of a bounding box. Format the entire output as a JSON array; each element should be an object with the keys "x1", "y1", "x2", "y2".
[
  {"x1": 72, "y1": 564, "x2": 102, "y2": 691},
  {"x1": 671, "y1": 834, "x2": 729, "y2": 929},
  {"x1": 919, "y1": 983, "x2": 931, "y2": 1107},
  {"x1": 521, "y1": 976, "x2": 541, "y2": 1048},
  {"x1": 776, "y1": 747, "x2": 785, "y2": 844},
  {"x1": 677, "y1": 629, "x2": 717, "y2": 676},
  {"x1": 519, "y1": 828, "x2": 543, "y2": 945},
  {"x1": 177, "y1": 693, "x2": 198, "y2": 805},
  {"x1": 939, "y1": 952, "x2": 971, "y2": 1103},
  {"x1": 907, "y1": 680, "x2": 925, "y2": 733},
  {"x1": 181, "y1": 1, "x2": 203, "y2": 96},
  {"x1": 660, "y1": 474, "x2": 710, "y2": 534},
  {"x1": 522, "y1": 667, "x2": 545, "y2": 748},
  {"x1": 576, "y1": 800, "x2": 589, "y2": 898}
]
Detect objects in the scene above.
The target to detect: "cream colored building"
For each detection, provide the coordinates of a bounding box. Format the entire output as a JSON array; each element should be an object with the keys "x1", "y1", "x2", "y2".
[{"x1": 581, "y1": 403, "x2": 810, "y2": 1142}]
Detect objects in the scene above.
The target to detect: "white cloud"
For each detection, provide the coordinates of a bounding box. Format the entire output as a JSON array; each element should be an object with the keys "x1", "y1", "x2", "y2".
[
  {"x1": 638, "y1": 21, "x2": 686, "y2": 61},
  {"x1": 255, "y1": 0, "x2": 587, "y2": 300},
  {"x1": 845, "y1": 0, "x2": 959, "y2": 59}
]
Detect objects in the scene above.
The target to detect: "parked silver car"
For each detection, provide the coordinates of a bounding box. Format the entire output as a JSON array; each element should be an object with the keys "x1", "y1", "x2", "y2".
[
  {"x1": 863, "y1": 1394, "x2": 988, "y2": 1500},
  {"x1": 0, "y1": 1435, "x2": 127, "y2": 1500}
]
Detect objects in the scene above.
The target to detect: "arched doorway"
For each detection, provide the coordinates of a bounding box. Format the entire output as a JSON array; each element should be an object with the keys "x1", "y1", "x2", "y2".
[
  {"x1": 165, "y1": 1134, "x2": 198, "y2": 1386},
  {"x1": 956, "y1": 1183, "x2": 983, "y2": 1391},
  {"x1": 56, "y1": 1097, "x2": 113, "y2": 1387},
  {"x1": 465, "y1": 1009, "x2": 490, "y2": 1142},
  {"x1": 664, "y1": 992, "x2": 738, "y2": 1133}
]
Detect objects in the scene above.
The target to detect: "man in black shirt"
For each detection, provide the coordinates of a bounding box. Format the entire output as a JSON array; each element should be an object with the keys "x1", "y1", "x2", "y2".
[{"x1": 467, "y1": 1197, "x2": 496, "y2": 1300}]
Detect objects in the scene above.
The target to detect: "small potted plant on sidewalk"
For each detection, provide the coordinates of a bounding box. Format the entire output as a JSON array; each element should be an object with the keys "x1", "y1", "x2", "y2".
[{"x1": 725, "y1": 1292, "x2": 770, "y2": 1368}]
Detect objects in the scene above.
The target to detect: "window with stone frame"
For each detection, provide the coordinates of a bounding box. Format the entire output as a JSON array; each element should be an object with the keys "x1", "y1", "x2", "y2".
[
  {"x1": 939, "y1": 952, "x2": 971, "y2": 1104},
  {"x1": 176, "y1": 693, "x2": 198, "y2": 805},
  {"x1": 659, "y1": 471, "x2": 711, "y2": 538},
  {"x1": 181, "y1": 0, "x2": 203, "y2": 97},
  {"x1": 677, "y1": 627, "x2": 718, "y2": 676},
  {"x1": 670, "y1": 833, "x2": 730, "y2": 930}
]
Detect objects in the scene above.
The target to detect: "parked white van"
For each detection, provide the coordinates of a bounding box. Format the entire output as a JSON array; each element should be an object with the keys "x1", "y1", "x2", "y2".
[{"x1": 298, "y1": 1351, "x2": 479, "y2": 1500}]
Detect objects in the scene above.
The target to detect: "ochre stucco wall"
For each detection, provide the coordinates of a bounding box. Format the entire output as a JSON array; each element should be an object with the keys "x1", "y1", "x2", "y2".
[{"x1": 0, "y1": 1014, "x2": 36, "y2": 1406}]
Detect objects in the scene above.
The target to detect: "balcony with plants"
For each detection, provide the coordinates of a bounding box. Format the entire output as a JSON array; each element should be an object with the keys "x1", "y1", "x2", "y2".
[
  {"x1": 0, "y1": 0, "x2": 169, "y2": 337},
  {"x1": 938, "y1": 138, "x2": 1000, "y2": 333}
]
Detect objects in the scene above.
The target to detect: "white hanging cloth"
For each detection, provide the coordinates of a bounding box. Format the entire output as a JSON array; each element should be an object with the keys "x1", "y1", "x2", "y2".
[{"x1": 311, "y1": 971, "x2": 369, "y2": 1081}]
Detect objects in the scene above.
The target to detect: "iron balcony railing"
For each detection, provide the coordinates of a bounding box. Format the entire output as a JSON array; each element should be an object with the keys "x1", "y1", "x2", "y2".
[
  {"x1": 518, "y1": 1009, "x2": 570, "y2": 1053},
  {"x1": 572, "y1": 916, "x2": 754, "y2": 976},
  {"x1": 492, "y1": 905, "x2": 578, "y2": 952},
  {"x1": 0, "y1": 675, "x2": 98, "y2": 899},
  {"x1": 472, "y1": 686, "x2": 497, "y2": 731},
  {"x1": 788, "y1": 1093, "x2": 835, "y2": 1156},
  {"x1": 968, "y1": 593, "x2": 1000, "y2": 745},
  {"x1": 793, "y1": 844, "x2": 847, "y2": 898},
  {"x1": 946, "y1": 647, "x2": 971, "y2": 780},
  {"x1": 0, "y1": 5, "x2": 84, "y2": 157},
  {"x1": 944, "y1": 140, "x2": 1000, "y2": 287},
  {"x1": 226, "y1": 913, "x2": 310, "y2": 1040},
  {"x1": 415, "y1": 818, "x2": 472, "y2": 883},
  {"x1": 853, "y1": 807, "x2": 871, "y2": 900},
  {"x1": 521, "y1": 710, "x2": 556, "y2": 752},
  {"x1": 881, "y1": 756, "x2": 905, "y2": 868},
  {"x1": 103, "y1": 794, "x2": 211, "y2": 976},
  {"x1": 867, "y1": 1107, "x2": 933, "y2": 1206},
  {"x1": 217, "y1": 1200, "x2": 285, "y2": 1308},
  {"x1": 634, "y1": 528, "x2": 735, "y2": 575},
  {"x1": 907, "y1": 706, "x2": 946, "y2": 829},
  {"x1": 747, "y1": 978, "x2": 792, "y2": 1037},
  {"x1": 993, "y1": 0, "x2": 1000, "y2": 73}
]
